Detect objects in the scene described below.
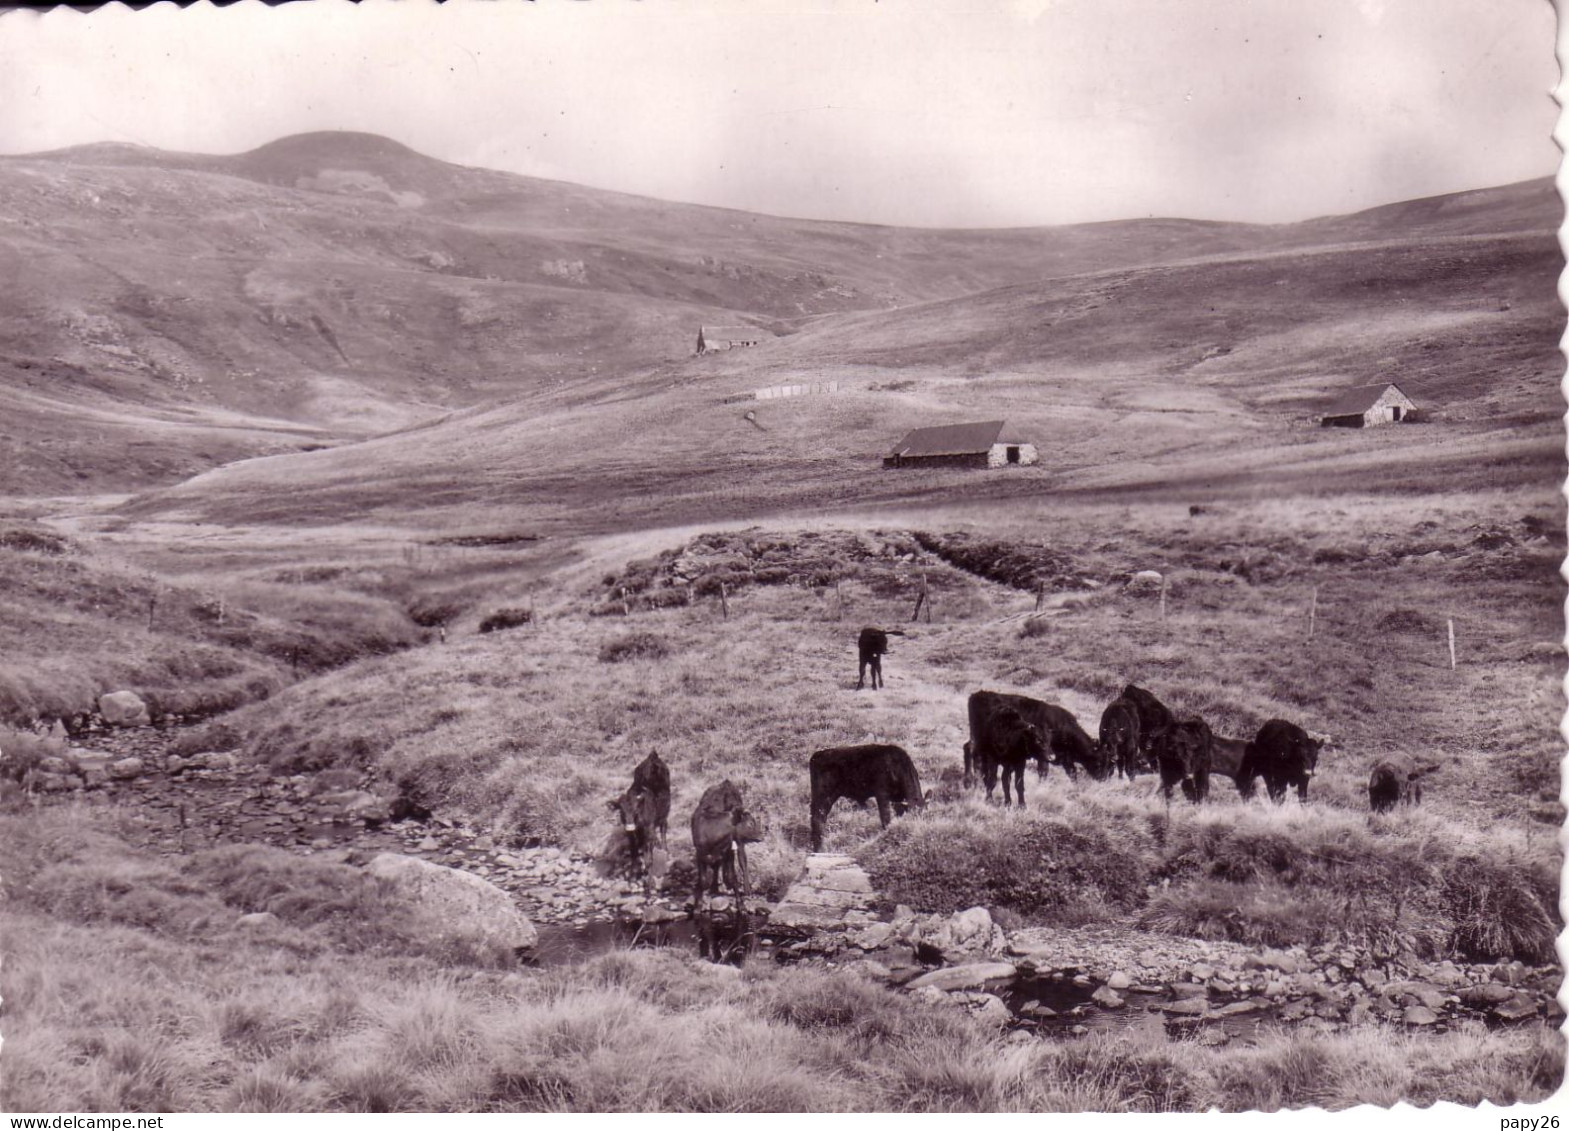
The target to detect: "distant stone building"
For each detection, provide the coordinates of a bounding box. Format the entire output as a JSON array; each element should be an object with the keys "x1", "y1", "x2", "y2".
[
  {"x1": 1318, "y1": 383, "x2": 1418, "y2": 428},
  {"x1": 883, "y1": 420, "x2": 1038, "y2": 469},
  {"x1": 696, "y1": 325, "x2": 769, "y2": 354}
]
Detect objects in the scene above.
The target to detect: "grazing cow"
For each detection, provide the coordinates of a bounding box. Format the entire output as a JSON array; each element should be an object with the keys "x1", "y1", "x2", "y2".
[
  {"x1": 1368, "y1": 758, "x2": 1436, "y2": 813},
  {"x1": 1121, "y1": 684, "x2": 1175, "y2": 760},
  {"x1": 1151, "y1": 717, "x2": 1214, "y2": 803},
  {"x1": 856, "y1": 627, "x2": 904, "y2": 690},
  {"x1": 1099, "y1": 698, "x2": 1144, "y2": 780},
  {"x1": 690, "y1": 780, "x2": 765, "y2": 911},
  {"x1": 1208, "y1": 734, "x2": 1252, "y2": 796},
  {"x1": 808, "y1": 743, "x2": 924, "y2": 851},
  {"x1": 964, "y1": 690, "x2": 1052, "y2": 791},
  {"x1": 1048, "y1": 709, "x2": 1112, "y2": 781},
  {"x1": 630, "y1": 750, "x2": 671, "y2": 848},
  {"x1": 1238, "y1": 719, "x2": 1323, "y2": 803}
]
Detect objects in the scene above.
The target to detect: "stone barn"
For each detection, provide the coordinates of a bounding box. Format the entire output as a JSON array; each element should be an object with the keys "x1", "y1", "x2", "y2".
[
  {"x1": 1319, "y1": 383, "x2": 1418, "y2": 428},
  {"x1": 696, "y1": 325, "x2": 769, "y2": 354},
  {"x1": 883, "y1": 420, "x2": 1039, "y2": 469}
]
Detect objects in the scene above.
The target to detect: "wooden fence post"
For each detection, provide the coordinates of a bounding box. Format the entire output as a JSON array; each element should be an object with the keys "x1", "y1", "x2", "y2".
[
  {"x1": 911, "y1": 573, "x2": 930, "y2": 623},
  {"x1": 1159, "y1": 576, "x2": 1168, "y2": 621},
  {"x1": 834, "y1": 580, "x2": 843, "y2": 621},
  {"x1": 1448, "y1": 619, "x2": 1456, "y2": 670},
  {"x1": 620, "y1": 587, "x2": 630, "y2": 617},
  {"x1": 720, "y1": 580, "x2": 729, "y2": 619},
  {"x1": 1034, "y1": 585, "x2": 1044, "y2": 612},
  {"x1": 1308, "y1": 586, "x2": 1318, "y2": 640}
]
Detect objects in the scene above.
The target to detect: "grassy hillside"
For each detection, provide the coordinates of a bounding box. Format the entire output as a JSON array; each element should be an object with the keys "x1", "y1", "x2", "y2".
[
  {"x1": 1, "y1": 131, "x2": 1555, "y2": 493},
  {"x1": 116, "y1": 219, "x2": 1563, "y2": 534}
]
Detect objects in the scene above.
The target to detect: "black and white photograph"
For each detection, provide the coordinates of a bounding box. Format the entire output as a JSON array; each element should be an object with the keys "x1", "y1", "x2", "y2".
[{"x1": 0, "y1": 0, "x2": 1563, "y2": 1116}]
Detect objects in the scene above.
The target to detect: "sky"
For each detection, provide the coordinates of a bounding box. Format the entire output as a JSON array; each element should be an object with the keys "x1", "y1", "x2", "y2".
[{"x1": 0, "y1": 0, "x2": 1559, "y2": 228}]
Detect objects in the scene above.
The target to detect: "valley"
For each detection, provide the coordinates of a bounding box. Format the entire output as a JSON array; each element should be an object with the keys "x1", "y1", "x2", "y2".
[{"x1": 0, "y1": 132, "x2": 1562, "y2": 1113}]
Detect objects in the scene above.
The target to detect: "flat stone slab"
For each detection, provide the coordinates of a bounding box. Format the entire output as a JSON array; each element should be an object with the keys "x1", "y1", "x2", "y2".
[
  {"x1": 906, "y1": 962, "x2": 1020, "y2": 992},
  {"x1": 770, "y1": 854, "x2": 879, "y2": 932}
]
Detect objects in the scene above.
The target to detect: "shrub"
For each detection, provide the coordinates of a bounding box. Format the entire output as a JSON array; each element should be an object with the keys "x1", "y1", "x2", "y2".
[
  {"x1": 598, "y1": 632, "x2": 670, "y2": 664},
  {"x1": 0, "y1": 525, "x2": 72, "y2": 555},
  {"x1": 478, "y1": 608, "x2": 533, "y2": 634},
  {"x1": 1018, "y1": 616, "x2": 1051, "y2": 639},
  {"x1": 861, "y1": 811, "x2": 1149, "y2": 923}
]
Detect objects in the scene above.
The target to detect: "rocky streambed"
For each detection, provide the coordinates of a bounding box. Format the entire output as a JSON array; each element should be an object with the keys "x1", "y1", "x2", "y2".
[
  {"x1": 20, "y1": 719, "x2": 665, "y2": 927},
  {"x1": 17, "y1": 715, "x2": 1564, "y2": 1048}
]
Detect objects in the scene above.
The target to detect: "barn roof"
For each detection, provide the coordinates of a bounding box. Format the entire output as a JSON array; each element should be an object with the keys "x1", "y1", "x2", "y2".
[
  {"x1": 1321, "y1": 382, "x2": 1413, "y2": 417},
  {"x1": 889, "y1": 420, "x2": 1006, "y2": 458},
  {"x1": 701, "y1": 325, "x2": 767, "y2": 343}
]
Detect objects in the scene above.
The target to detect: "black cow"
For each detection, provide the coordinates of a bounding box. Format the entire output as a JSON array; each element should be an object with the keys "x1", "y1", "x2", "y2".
[
  {"x1": 1048, "y1": 708, "x2": 1112, "y2": 781},
  {"x1": 1238, "y1": 719, "x2": 1323, "y2": 803},
  {"x1": 964, "y1": 690, "x2": 1051, "y2": 791},
  {"x1": 856, "y1": 627, "x2": 904, "y2": 690},
  {"x1": 1368, "y1": 759, "x2": 1436, "y2": 813},
  {"x1": 1208, "y1": 734, "x2": 1252, "y2": 797},
  {"x1": 1121, "y1": 684, "x2": 1175, "y2": 760},
  {"x1": 1151, "y1": 717, "x2": 1213, "y2": 803},
  {"x1": 631, "y1": 750, "x2": 671, "y2": 848},
  {"x1": 608, "y1": 785, "x2": 661, "y2": 888},
  {"x1": 808, "y1": 743, "x2": 924, "y2": 851},
  {"x1": 1099, "y1": 698, "x2": 1144, "y2": 780},
  {"x1": 691, "y1": 780, "x2": 765, "y2": 911}
]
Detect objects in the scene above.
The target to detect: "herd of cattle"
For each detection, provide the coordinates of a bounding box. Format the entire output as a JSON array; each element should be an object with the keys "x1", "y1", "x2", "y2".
[{"x1": 605, "y1": 629, "x2": 1435, "y2": 906}]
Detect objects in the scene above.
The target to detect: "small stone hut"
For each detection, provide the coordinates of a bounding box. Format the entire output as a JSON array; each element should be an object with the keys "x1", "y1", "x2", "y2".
[
  {"x1": 696, "y1": 326, "x2": 768, "y2": 354},
  {"x1": 1319, "y1": 383, "x2": 1417, "y2": 428},
  {"x1": 883, "y1": 420, "x2": 1038, "y2": 469}
]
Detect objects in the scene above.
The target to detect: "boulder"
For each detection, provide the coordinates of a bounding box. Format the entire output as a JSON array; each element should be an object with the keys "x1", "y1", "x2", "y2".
[
  {"x1": 1402, "y1": 1005, "x2": 1440, "y2": 1026},
  {"x1": 1491, "y1": 994, "x2": 1539, "y2": 1023},
  {"x1": 905, "y1": 962, "x2": 1019, "y2": 992},
  {"x1": 1459, "y1": 982, "x2": 1513, "y2": 1007},
  {"x1": 67, "y1": 749, "x2": 113, "y2": 774},
  {"x1": 99, "y1": 691, "x2": 150, "y2": 727},
  {"x1": 236, "y1": 911, "x2": 281, "y2": 928},
  {"x1": 1127, "y1": 570, "x2": 1164, "y2": 590},
  {"x1": 318, "y1": 789, "x2": 393, "y2": 823},
  {"x1": 852, "y1": 922, "x2": 895, "y2": 950},
  {"x1": 1106, "y1": 971, "x2": 1132, "y2": 991},
  {"x1": 950, "y1": 992, "x2": 1012, "y2": 1027},
  {"x1": 366, "y1": 852, "x2": 537, "y2": 951},
  {"x1": 935, "y1": 906, "x2": 1002, "y2": 953},
  {"x1": 1091, "y1": 986, "x2": 1126, "y2": 1009},
  {"x1": 108, "y1": 757, "x2": 144, "y2": 780}
]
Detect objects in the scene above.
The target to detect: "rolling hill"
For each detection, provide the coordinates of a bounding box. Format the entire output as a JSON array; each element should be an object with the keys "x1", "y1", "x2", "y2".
[
  {"x1": 120, "y1": 196, "x2": 1564, "y2": 535},
  {"x1": 1, "y1": 131, "x2": 1557, "y2": 494}
]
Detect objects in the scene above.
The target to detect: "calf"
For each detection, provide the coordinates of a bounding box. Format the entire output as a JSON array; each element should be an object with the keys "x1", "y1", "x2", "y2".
[
  {"x1": 631, "y1": 750, "x2": 671, "y2": 848},
  {"x1": 1369, "y1": 759, "x2": 1436, "y2": 813},
  {"x1": 808, "y1": 743, "x2": 924, "y2": 851},
  {"x1": 1049, "y1": 709, "x2": 1113, "y2": 781},
  {"x1": 1151, "y1": 717, "x2": 1213, "y2": 804},
  {"x1": 690, "y1": 780, "x2": 765, "y2": 912},
  {"x1": 1208, "y1": 734, "x2": 1253, "y2": 797},
  {"x1": 1120, "y1": 684, "x2": 1175, "y2": 761},
  {"x1": 1100, "y1": 697, "x2": 1144, "y2": 780},
  {"x1": 965, "y1": 689, "x2": 1054, "y2": 793},
  {"x1": 856, "y1": 627, "x2": 904, "y2": 690},
  {"x1": 1238, "y1": 719, "x2": 1323, "y2": 803},
  {"x1": 969, "y1": 701, "x2": 1048, "y2": 806},
  {"x1": 608, "y1": 784, "x2": 661, "y2": 889}
]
